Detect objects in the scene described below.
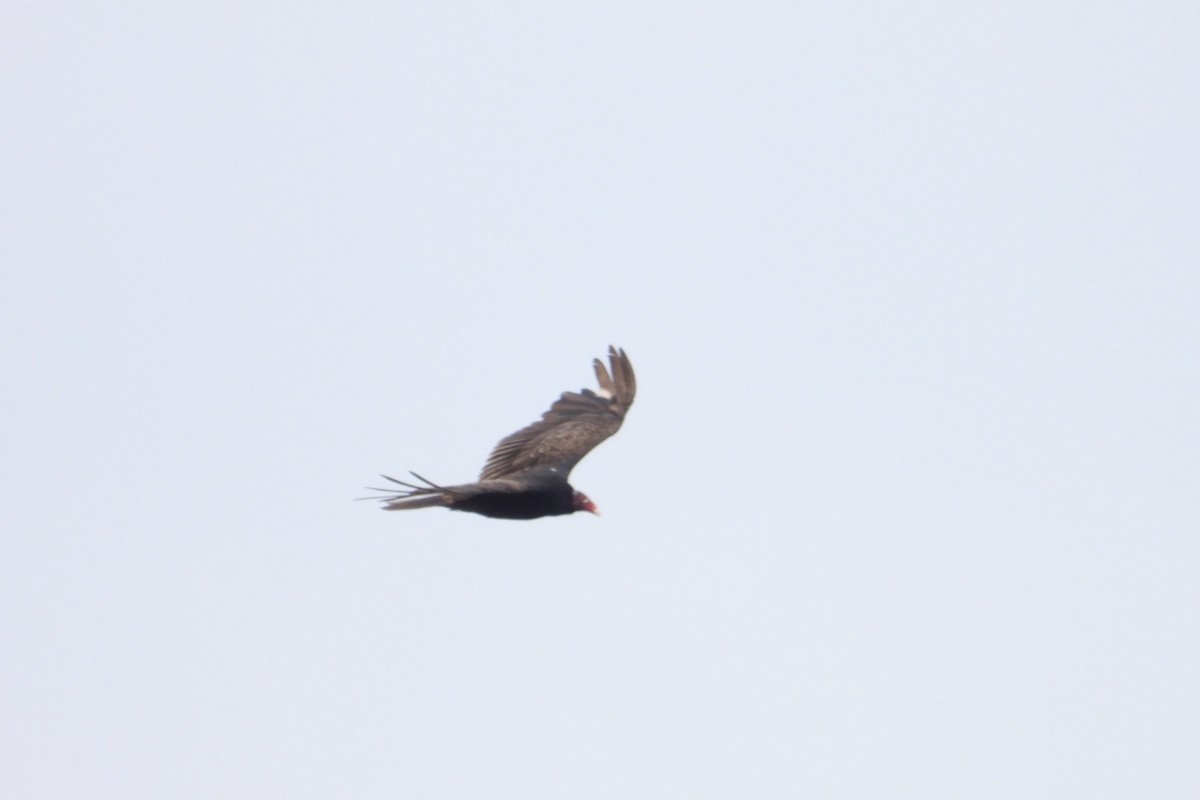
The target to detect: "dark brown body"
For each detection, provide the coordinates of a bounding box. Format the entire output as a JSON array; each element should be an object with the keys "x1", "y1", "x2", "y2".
[{"x1": 448, "y1": 472, "x2": 577, "y2": 519}]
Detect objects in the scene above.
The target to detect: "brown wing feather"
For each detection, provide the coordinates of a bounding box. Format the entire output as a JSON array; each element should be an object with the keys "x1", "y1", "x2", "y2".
[{"x1": 479, "y1": 346, "x2": 636, "y2": 480}]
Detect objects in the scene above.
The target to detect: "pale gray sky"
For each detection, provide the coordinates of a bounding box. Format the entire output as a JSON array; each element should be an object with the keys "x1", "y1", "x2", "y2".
[{"x1": 3, "y1": 2, "x2": 1198, "y2": 798}]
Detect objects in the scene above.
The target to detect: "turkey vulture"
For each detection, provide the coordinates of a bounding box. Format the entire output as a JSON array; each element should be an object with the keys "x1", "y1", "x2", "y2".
[{"x1": 371, "y1": 346, "x2": 636, "y2": 519}]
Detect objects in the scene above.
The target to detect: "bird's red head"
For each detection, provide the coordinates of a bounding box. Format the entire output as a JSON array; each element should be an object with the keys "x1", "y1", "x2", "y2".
[{"x1": 572, "y1": 491, "x2": 599, "y2": 515}]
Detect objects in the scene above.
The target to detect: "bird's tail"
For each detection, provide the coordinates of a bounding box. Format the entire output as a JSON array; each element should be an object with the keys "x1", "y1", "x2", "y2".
[
  {"x1": 381, "y1": 493, "x2": 448, "y2": 511},
  {"x1": 365, "y1": 473, "x2": 453, "y2": 511}
]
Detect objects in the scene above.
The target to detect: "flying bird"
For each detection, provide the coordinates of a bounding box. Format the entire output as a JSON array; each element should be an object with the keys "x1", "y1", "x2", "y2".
[{"x1": 371, "y1": 346, "x2": 636, "y2": 519}]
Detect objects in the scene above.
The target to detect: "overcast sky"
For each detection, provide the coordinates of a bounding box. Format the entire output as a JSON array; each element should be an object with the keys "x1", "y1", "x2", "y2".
[{"x1": 3, "y1": 2, "x2": 1198, "y2": 798}]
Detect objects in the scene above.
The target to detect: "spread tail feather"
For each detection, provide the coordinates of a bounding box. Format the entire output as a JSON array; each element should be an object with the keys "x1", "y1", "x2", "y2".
[{"x1": 366, "y1": 472, "x2": 453, "y2": 511}]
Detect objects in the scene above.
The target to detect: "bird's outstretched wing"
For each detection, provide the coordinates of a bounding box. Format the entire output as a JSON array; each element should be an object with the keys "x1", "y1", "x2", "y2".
[{"x1": 479, "y1": 346, "x2": 636, "y2": 480}]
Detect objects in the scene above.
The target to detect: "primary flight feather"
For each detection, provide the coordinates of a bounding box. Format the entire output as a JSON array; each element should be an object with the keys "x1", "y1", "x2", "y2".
[{"x1": 371, "y1": 346, "x2": 636, "y2": 519}]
